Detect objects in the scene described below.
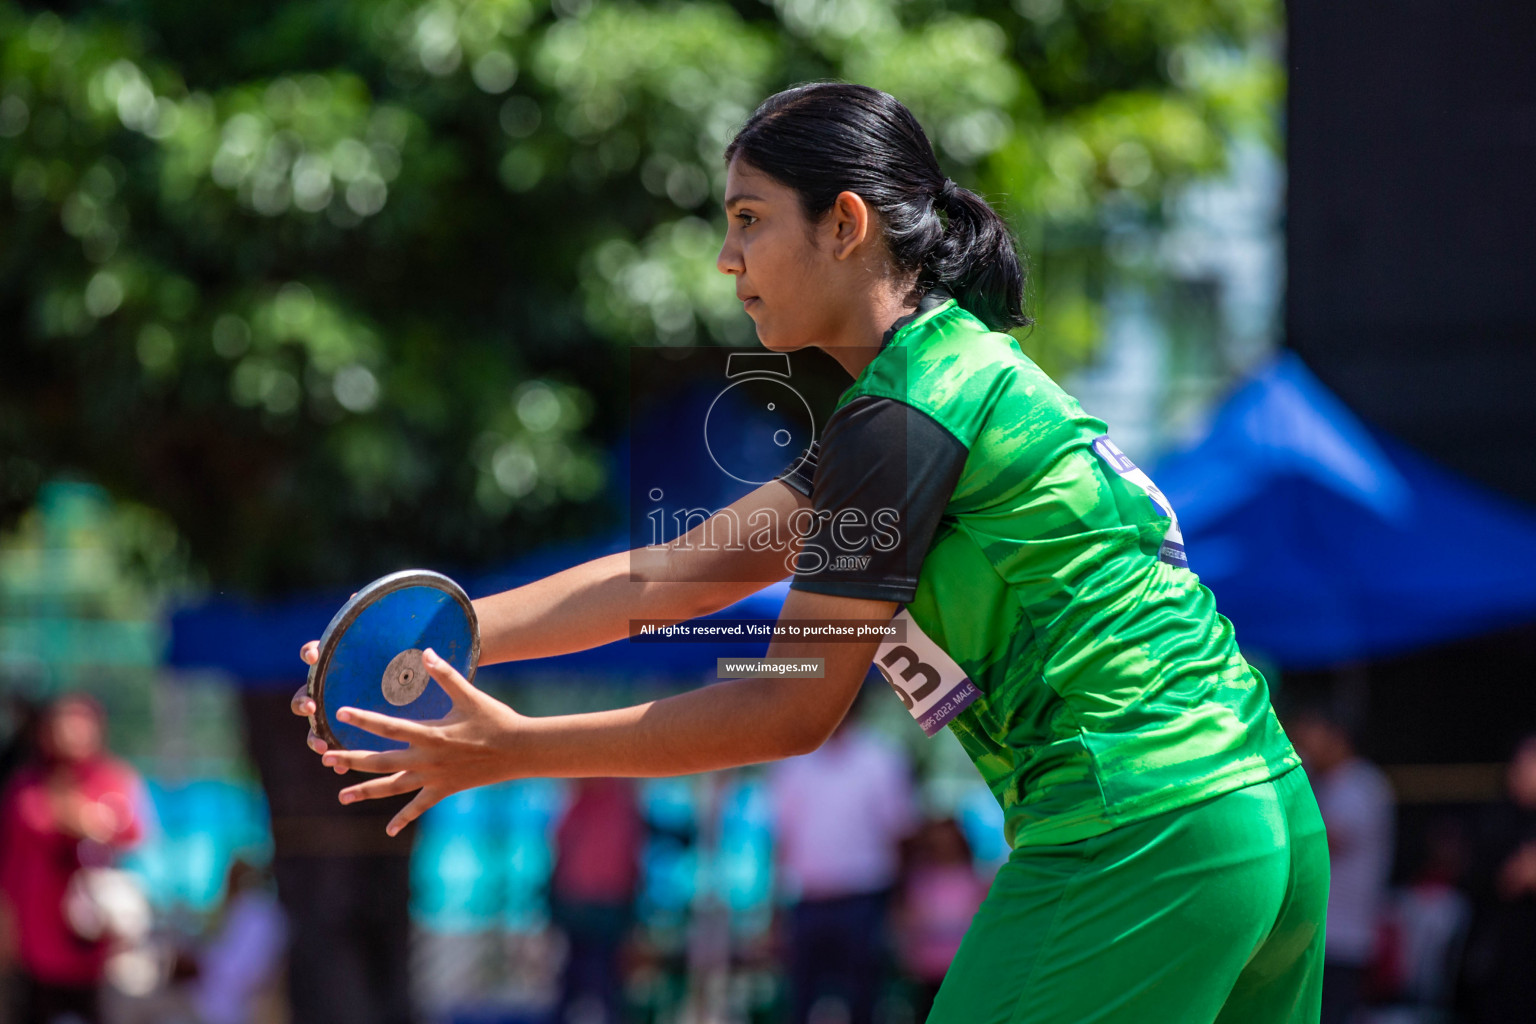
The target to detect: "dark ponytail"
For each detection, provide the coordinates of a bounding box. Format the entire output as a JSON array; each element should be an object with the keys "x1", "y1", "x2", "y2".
[{"x1": 724, "y1": 82, "x2": 1029, "y2": 331}]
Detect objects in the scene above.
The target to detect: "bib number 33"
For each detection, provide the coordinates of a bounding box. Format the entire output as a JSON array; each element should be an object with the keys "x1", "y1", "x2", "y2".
[
  {"x1": 1091, "y1": 435, "x2": 1188, "y2": 569},
  {"x1": 874, "y1": 609, "x2": 980, "y2": 737}
]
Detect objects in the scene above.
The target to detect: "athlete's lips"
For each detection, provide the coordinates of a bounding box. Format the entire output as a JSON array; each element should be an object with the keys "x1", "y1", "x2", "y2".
[{"x1": 740, "y1": 295, "x2": 760, "y2": 311}]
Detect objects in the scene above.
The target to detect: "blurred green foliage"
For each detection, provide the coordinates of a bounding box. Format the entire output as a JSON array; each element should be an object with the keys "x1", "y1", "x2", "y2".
[
  {"x1": 0, "y1": 480, "x2": 206, "y2": 768},
  {"x1": 0, "y1": 0, "x2": 1279, "y2": 595}
]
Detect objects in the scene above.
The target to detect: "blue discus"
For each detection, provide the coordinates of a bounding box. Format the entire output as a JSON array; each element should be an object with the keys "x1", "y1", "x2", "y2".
[{"x1": 306, "y1": 570, "x2": 480, "y2": 752}]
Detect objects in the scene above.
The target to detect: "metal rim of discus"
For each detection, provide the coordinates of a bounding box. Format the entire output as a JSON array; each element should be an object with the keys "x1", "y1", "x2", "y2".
[{"x1": 305, "y1": 569, "x2": 480, "y2": 752}]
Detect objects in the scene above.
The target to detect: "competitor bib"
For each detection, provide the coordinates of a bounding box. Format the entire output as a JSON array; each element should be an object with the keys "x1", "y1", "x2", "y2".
[
  {"x1": 874, "y1": 609, "x2": 980, "y2": 737},
  {"x1": 1090, "y1": 435, "x2": 1188, "y2": 569}
]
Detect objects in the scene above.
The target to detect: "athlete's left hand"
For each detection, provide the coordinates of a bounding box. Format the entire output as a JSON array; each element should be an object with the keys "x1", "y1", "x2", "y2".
[{"x1": 316, "y1": 648, "x2": 524, "y2": 836}]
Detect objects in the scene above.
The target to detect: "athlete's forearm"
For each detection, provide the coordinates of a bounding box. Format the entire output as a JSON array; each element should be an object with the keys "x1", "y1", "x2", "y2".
[
  {"x1": 512, "y1": 672, "x2": 857, "y2": 777},
  {"x1": 500, "y1": 616, "x2": 884, "y2": 778},
  {"x1": 473, "y1": 550, "x2": 762, "y2": 665},
  {"x1": 473, "y1": 481, "x2": 809, "y2": 665}
]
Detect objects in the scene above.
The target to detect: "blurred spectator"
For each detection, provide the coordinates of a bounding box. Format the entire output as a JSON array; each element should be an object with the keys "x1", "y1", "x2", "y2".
[
  {"x1": 0, "y1": 693, "x2": 40, "y2": 1023},
  {"x1": 1290, "y1": 704, "x2": 1395, "y2": 1024},
  {"x1": 1371, "y1": 818, "x2": 1469, "y2": 1019},
  {"x1": 0, "y1": 694, "x2": 148, "y2": 1024},
  {"x1": 187, "y1": 859, "x2": 289, "y2": 1024},
  {"x1": 769, "y1": 706, "x2": 917, "y2": 1024},
  {"x1": 893, "y1": 818, "x2": 988, "y2": 1022},
  {"x1": 109, "y1": 859, "x2": 288, "y2": 1024},
  {"x1": 550, "y1": 778, "x2": 642, "y2": 1024},
  {"x1": 1458, "y1": 734, "x2": 1536, "y2": 1023}
]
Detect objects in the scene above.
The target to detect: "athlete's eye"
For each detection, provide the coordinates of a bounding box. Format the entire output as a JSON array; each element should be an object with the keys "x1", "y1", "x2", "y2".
[{"x1": 735, "y1": 212, "x2": 757, "y2": 228}]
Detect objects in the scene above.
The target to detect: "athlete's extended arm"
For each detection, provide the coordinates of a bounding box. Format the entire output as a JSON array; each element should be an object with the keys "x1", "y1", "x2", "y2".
[
  {"x1": 296, "y1": 478, "x2": 809, "y2": 671},
  {"x1": 472, "y1": 478, "x2": 811, "y2": 664},
  {"x1": 292, "y1": 479, "x2": 812, "y2": 751},
  {"x1": 313, "y1": 587, "x2": 897, "y2": 836}
]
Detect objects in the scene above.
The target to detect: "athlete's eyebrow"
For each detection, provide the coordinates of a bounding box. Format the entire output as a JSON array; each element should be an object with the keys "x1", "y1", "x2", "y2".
[{"x1": 724, "y1": 192, "x2": 765, "y2": 209}]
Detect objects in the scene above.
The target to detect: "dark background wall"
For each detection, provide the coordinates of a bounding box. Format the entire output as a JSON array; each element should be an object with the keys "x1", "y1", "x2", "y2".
[
  {"x1": 1284, "y1": 0, "x2": 1536, "y2": 776},
  {"x1": 1286, "y1": 0, "x2": 1536, "y2": 509}
]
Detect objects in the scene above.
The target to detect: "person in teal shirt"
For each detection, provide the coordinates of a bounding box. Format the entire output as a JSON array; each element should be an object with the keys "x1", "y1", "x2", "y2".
[{"x1": 294, "y1": 83, "x2": 1328, "y2": 1023}]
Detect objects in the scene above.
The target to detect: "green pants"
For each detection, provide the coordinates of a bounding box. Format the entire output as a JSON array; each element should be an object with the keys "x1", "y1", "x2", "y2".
[{"x1": 929, "y1": 767, "x2": 1328, "y2": 1024}]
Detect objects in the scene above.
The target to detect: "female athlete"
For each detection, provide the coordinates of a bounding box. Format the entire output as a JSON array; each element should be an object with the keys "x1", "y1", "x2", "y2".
[{"x1": 292, "y1": 83, "x2": 1328, "y2": 1023}]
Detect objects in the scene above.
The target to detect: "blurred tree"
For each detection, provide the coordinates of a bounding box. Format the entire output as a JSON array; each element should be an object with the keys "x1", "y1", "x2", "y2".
[{"x1": 0, "y1": 0, "x2": 1279, "y2": 596}]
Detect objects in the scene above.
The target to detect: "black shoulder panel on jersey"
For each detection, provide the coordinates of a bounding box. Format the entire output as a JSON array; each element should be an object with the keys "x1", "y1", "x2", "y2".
[
  {"x1": 779, "y1": 287, "x2": 954, "y2": 502},
  {"x1": 788, "y1": 395, "x2": 968, "y2": 603},
  {"x1": 780, "y1": 442, "x2": 818, "y2": 498}
]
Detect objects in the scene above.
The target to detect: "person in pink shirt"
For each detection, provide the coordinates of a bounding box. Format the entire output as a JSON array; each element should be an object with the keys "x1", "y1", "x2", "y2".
[
  {"x1": 769, "y1": 712, "x2": 918, "y2": 1024},
  {"x1": 895, "y1": 818, "x2": 990, "y2": 1022},
  {"x1": 550, "y1": 777, "x2": 643, "y2": 1024},
  {"x1": 0, "y1": 694, "x2": 146, "y2": 1024}
]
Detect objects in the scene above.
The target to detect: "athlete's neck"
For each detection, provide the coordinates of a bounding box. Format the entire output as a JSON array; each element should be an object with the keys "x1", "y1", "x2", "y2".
[{"x1": 819, "y1": 282, "x2": 920, "y2": 379}]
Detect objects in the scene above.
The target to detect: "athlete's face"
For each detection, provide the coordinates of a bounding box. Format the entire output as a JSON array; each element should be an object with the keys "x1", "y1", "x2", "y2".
[{"x1": 716, "y1": 158, "x2": 856, "y2": 352}]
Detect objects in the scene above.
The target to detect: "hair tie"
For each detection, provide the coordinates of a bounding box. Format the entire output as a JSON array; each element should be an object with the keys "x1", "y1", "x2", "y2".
[{"x1": 938, "y1": 178, "x2": 960, "y2": 203}]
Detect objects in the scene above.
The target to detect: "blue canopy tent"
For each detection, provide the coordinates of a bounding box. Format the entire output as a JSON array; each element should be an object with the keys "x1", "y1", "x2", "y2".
[{"x1": 1154, "y1": 352, "x2": 1536, "y2": 669}]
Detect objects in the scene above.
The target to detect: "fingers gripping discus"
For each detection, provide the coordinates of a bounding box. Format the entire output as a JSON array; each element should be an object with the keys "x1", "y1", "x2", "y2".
[{"x1": 306, "y1": 570, "x2": 480, "y2": 752}]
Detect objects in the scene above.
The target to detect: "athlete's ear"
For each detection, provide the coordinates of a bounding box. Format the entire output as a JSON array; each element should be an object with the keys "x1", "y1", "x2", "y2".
[{"x1": 828, "y1": 189, "x2": 872, "y2": 261}]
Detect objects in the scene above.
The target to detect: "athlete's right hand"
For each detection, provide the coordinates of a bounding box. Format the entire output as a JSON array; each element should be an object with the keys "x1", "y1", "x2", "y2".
[{"x1": 292, "y1": 641, "x2": 331, "y2": 760}]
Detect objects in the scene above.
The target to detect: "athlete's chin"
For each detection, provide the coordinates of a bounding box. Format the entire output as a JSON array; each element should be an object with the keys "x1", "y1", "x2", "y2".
[{"x1": 752, "y1": 319, "x2": 813, "y2": 353}]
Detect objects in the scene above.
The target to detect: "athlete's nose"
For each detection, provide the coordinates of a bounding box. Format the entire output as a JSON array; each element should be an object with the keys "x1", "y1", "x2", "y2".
[{"x1": 717, "y1": 232, "x2": 743, "y2": 276}]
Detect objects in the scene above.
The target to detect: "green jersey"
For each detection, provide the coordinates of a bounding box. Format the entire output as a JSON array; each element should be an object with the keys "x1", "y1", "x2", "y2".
[{"x1": 785, "y1": 295, "x2": 1299, "y2": 848}]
